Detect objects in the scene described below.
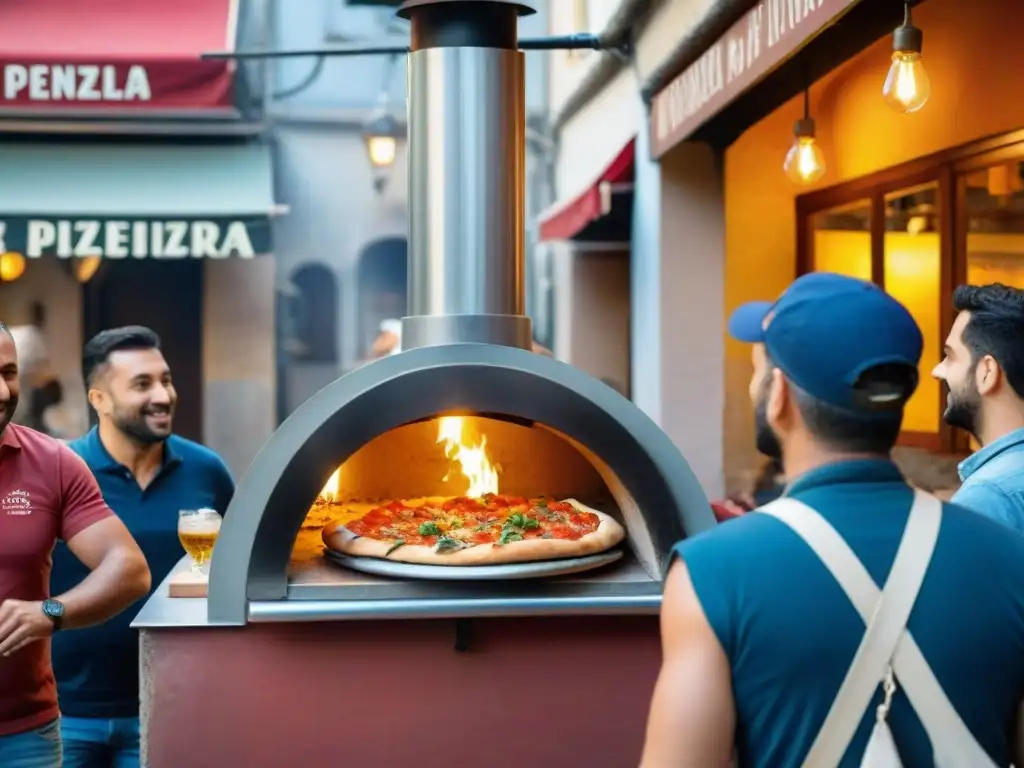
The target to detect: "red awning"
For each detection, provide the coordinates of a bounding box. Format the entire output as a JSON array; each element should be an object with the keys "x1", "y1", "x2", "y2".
[
  {"x1": 538, "y1": 138, "x2": 636, "y2": 242},
  {"x1": 0, "y1": 0, "x2": 238, "y2": 114}
]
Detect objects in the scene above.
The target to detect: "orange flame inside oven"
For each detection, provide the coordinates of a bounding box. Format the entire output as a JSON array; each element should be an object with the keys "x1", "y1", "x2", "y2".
[
  {"x1": 318, "y1": 467, "x2": 341, "y2": 503},
  {"x1": 436, "y1": 416, "x2": 500, "y2": 497}
]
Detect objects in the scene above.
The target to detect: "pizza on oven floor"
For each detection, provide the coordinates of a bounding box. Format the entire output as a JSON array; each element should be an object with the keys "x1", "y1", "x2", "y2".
[{"x1": 321, "y1": 494, "x2": 626, "y2": 566}]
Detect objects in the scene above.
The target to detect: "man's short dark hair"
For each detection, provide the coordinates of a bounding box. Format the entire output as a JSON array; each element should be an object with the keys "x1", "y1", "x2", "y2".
[
  {"x1": 82, "y1": 326, "x2": 161, "y2": 389},
  {"x1": 952, "y1": 283, "x2": 1024, "y2": 399},
  {"x1": 767, "y1": 354, "x2": 913, "y2": 454}
]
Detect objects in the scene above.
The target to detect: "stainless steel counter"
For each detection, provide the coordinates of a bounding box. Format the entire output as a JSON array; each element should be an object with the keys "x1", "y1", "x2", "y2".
[{"x1": 132, "y1": 551, "x2": 663, "y2": 629}]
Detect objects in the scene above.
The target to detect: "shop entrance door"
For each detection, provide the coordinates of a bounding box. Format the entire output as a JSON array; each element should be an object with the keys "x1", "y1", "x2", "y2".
[{"x1": 82, "y1": 260, "x2": 204, "y2": 443}]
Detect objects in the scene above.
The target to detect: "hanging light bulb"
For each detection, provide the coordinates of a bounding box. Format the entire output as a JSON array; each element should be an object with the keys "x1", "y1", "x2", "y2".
[
  {"x1": 361, "y1": 91, "x2": 401, "y2": 194},
  {"x1": 882, "y1": 3, "x2": 930, "y2": 114},
  {"x1": 0, "y1": 252, "x2": 25, "y2": 282},
  {"x1": 783, "y1": 122, "x2": 826, "y2": 185},
  {"x1": 783, "y1": 89, "x2": 826, "y2": 185}
]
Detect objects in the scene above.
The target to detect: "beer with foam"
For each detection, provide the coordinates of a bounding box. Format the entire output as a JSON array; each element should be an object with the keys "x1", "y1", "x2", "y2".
[{"x1": 178, "y1": 508, "x2": 222, "y2": 570}]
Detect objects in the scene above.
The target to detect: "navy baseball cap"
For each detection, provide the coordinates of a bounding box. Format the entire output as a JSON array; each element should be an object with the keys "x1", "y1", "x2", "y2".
[{"x1": 728, "y1": 273, "x2": 923, "y2": 412}]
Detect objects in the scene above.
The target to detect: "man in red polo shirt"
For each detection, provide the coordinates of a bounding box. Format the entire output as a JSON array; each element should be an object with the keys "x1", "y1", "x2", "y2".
[{"x1": 0, "y1": 324, "x2": 151, "y2": 767}]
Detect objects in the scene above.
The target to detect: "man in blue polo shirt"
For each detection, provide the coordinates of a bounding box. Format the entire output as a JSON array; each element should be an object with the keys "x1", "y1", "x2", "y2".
[
  {"x1": 50, "y1": 326, "x2": 235, "y2": 768},
  {"x1": 640, "y1": 274, "x2": 1024, "y2": 767}
]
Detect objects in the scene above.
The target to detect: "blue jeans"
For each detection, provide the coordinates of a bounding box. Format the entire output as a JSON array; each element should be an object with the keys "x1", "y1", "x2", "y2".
[
  {"x1": 60, "y1": 716, "x2": 139, "y2": 768},
  {"x1": 0, "y1": 719, "x2": 62, "y2": 767}
]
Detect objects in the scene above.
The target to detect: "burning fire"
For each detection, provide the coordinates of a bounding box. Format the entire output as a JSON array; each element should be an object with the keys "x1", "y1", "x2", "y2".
[
  {"x1": 437, "y1": 416, "x2": 499, "y2": 497},
  {"x1": 313, "y1": 417, "x2": 500, "y2": 503},
  {"x1": 318, "y1": 467, "x2": 341, "y2": 504}
]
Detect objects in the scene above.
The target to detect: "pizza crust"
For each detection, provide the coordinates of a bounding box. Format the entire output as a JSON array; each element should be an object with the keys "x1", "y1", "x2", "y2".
[{"x1": 321, "y1": 499, "x2": 626, "y2": 566}]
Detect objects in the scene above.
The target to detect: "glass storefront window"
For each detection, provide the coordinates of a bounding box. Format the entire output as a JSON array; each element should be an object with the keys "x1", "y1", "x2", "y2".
[
  {"x1": 883, "y1": 183, "x2": 941, "y2": 435},
  {"x1": 963, "y1": 161, "x2": 1024, "y2": 288},
  {"x1": 798, "y1": 131, "x2": 1024, "y2": 453},
  {"x1": 809, "y1": 199, "x2": 872, "y2": 279},
  {"x1": 959, "y1": 160, "x2": 1024, "y2": 452}
]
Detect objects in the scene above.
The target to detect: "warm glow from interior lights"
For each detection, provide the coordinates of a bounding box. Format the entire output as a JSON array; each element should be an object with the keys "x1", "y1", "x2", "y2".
[
  {"x1": 318, "y1": 467, "x2": 341, "y2": 503},
  {"x1": 883, "y1": 4, "x2": 930, "y2": 114},
  {"x1": 783, "y1": 135, "x2": 826, "y2": 185},
  {"x1": 906, "y1": 215, "x2": 928, "y2": 235},
  {"x1": 436, "y1": 416, "x2": 500, "y2": 497},
  {"x1": 882, "y1": 51, "x2": 930, "y2": 114},
  {"x1": 0, "y1": 252, "x2": 25, "y2": 282},
  {"x1": 367, "y1": 135, "x2": 397, "y2": 169},
  {"x1": 73, "y1": 256, "x2": 102, "y2": 284}
]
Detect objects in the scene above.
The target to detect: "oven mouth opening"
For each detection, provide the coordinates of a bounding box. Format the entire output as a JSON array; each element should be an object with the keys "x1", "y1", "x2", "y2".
[{"x1": 291, "y1": 413, "x2": 659, "y2": 597}]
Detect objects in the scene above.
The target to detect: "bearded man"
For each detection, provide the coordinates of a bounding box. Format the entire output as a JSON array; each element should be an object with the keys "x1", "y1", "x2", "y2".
[
  {"x1": 49, "y1": 326, "x2": 235, "y2": 768},
  {"x1": 640, "y1": 273, "x2": 1024, "y2": 766},
  {"x1": 931, "y1": 284, "x2": 1024, "y2": 533}
]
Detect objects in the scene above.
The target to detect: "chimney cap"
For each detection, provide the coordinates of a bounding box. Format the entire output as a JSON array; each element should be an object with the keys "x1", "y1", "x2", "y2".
[{"x1": 397, "y1": 0, "x2": 536, "y2": 20}]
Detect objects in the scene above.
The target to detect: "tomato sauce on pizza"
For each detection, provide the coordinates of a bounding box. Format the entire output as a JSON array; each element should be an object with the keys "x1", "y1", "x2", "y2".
[{"x1": 344, "y1": 494, "x2": 601, "y2": 556}]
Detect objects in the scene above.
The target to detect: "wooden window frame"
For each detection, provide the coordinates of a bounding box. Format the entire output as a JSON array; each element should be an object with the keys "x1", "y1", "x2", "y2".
[{"x1": 795, "y1": 127, "x2": 1024, "y2": 453}]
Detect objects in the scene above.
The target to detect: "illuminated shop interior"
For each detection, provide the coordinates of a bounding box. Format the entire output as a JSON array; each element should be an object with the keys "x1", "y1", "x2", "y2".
[{"x1": 724, "y1": 0, "x2": 1024, "y2": 480}]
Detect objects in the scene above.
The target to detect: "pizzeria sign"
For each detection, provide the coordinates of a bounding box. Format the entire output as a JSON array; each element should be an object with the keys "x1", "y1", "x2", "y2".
[
  {"x1": 648, "y1": 0, "x2": 859, "y2": 159},
  {"x1": 0, "y1": 217, "x2": 271, "y2": 260}
]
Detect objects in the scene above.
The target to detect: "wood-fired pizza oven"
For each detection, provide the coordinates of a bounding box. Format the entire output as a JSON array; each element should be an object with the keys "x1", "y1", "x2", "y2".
[{"x1": 206, "y1": 0, "x2": 715, "y2": 625}]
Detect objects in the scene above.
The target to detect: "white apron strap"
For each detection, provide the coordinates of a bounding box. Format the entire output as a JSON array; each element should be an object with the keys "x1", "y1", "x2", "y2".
[{"x1": 760, "y1": 491, "x2": 996, "y2": 768}]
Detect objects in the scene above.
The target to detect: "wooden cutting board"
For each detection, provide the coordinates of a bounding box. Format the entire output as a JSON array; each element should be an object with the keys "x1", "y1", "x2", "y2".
[
  {"x1": 165, "y1": 525, "x2": 334, "y2": 598},
  {"x1": 168, "y1": 568, "x2": 208, "y2": 598}
]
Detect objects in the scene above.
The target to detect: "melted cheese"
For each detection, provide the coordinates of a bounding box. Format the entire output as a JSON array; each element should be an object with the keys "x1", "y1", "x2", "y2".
[{"x1": 448, "y1": 527, "x2": 475, "y2": 542}]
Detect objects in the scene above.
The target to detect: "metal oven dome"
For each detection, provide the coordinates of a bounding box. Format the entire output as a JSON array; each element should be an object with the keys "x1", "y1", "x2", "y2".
[{"x1": 208, "y1": 344, "x2": 715, "y2": 624}]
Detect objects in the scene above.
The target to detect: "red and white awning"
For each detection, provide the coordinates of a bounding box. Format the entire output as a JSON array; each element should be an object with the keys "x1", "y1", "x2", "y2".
[
  {"x1": 0, "y1": 0, "x2": 239, "y2": 115},
  {"x1": 538, "y1": 138, "x2": 636, "y2": 243}
]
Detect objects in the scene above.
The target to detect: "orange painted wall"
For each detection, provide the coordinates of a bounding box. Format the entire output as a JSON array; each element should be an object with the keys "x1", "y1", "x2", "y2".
[
  {"x1": 812, "y1": 231, "x2": 942, "y2": 433},
  {"x1": 721, "y1": 0, "x2": 1024, "y2": 492}
]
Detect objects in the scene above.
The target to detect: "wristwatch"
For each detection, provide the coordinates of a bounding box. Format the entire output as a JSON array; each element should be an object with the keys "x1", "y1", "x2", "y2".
[{"x1": 41, "y1": 599, "x2": 64, "y2": 632}]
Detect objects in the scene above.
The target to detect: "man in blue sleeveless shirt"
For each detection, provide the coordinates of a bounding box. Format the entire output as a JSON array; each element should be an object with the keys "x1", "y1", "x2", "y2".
[
  {"x1": 932, "y1": 284, "x2": 1024, "y2": 532},
  {"x1": 640, "y1": 273, "x2": 1024, "y2": 767}
]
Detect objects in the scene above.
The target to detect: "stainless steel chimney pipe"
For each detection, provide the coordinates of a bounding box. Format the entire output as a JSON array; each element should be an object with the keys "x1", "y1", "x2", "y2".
[{"x1": 398, "y1": 0, "x2": 535, "y2": 351}]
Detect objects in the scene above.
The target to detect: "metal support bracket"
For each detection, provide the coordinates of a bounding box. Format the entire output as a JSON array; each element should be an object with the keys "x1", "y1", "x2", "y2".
[
  {"x1": 607, "y1": 40, "x2": 633, "y2": 62},
  {"x1": 201, "y1": 34, "x2": 607, "y2": 62}
]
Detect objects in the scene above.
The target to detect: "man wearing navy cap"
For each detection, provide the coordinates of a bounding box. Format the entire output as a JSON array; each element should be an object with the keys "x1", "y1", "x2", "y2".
[{"x1": 640, "y1": 273, "x2": 1024, "y2": 767}]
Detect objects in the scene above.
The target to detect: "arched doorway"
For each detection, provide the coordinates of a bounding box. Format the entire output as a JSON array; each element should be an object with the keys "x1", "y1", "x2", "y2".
[
  {"x1": 289, "y1": 263, "x2": 338, "y2": 363},
  {"x1": 356, "y1": 237, "x2": 407, "y2": 358},
  {"x1": 279, "y1": 262, "x2": 340, "y2": 418}
]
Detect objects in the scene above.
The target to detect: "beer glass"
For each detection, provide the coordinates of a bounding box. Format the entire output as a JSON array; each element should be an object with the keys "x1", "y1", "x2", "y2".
[{"x1": 178, "y1": 508, "x2": 222, "y2": 573}]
